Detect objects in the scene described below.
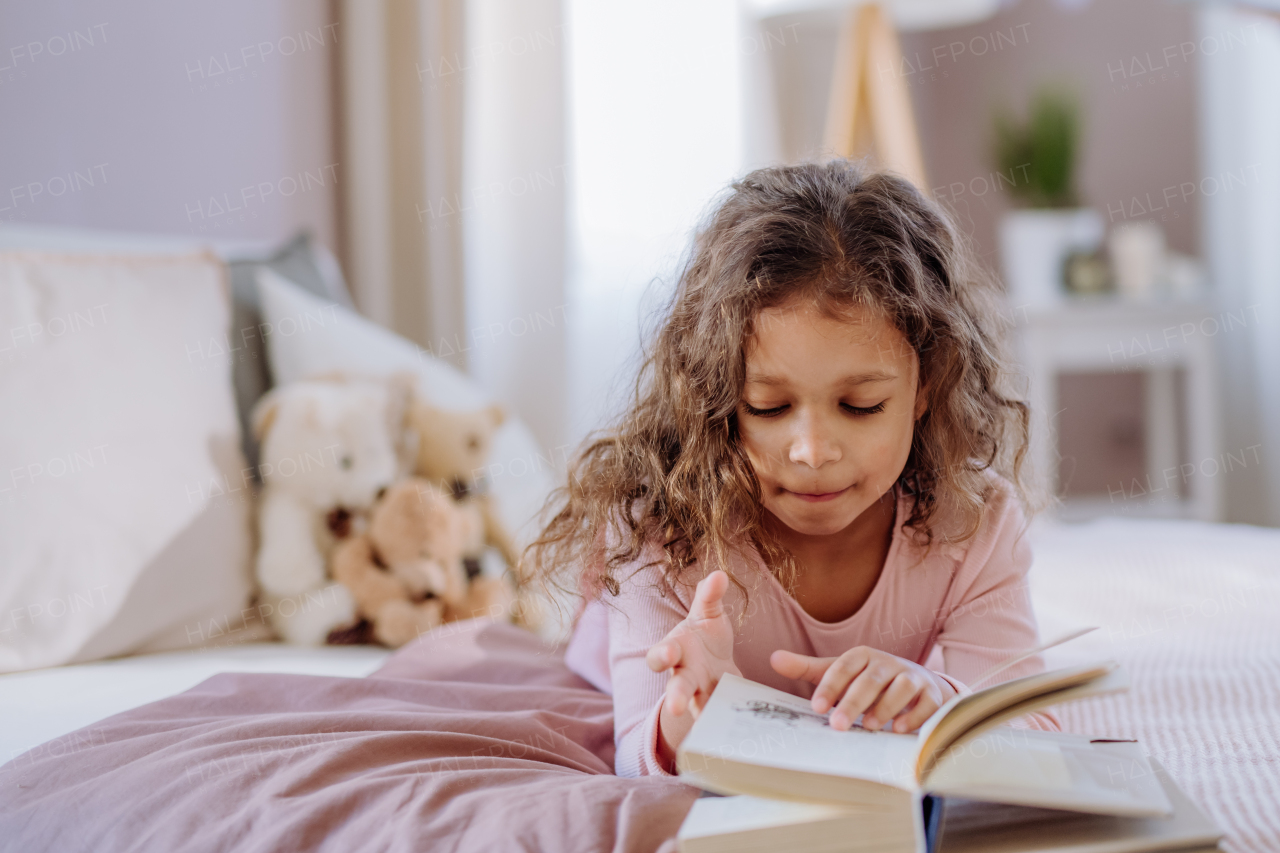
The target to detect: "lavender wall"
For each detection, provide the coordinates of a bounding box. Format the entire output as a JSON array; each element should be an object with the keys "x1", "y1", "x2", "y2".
[
  {"x1": 0, "y1": 0, "x2": 339, "y2": 249},
  {"x1": 901, "y1": 0, "x2": 1200, "y2": 264},
  {"x1": 899, "y1": 0, "x2": 1200, "y2": 501}
]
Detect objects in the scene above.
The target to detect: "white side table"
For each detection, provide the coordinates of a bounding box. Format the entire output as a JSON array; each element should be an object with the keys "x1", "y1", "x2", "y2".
[{"x1": 1011, "y1": 297, "x2": 1222, "y2": 521}]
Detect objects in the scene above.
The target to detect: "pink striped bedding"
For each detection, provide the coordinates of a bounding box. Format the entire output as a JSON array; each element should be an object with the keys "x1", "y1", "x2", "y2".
[{"x1": 0, "y1": 620, "x2": 697, "y2": 853}]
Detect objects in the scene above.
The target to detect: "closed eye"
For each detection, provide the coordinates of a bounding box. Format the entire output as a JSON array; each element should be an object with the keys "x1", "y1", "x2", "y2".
[
  {"x1": 742, "y1": 401, "x2": 887, "y2": 418},
  {"x1": 742, "y1": 402, "x2": 788, "y2": 418}
]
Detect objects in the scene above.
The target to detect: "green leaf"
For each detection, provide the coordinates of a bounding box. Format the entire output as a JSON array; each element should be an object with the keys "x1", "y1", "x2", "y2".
[{"x1": 991, "y1": 87, "x2": 1080, "y2": 209}]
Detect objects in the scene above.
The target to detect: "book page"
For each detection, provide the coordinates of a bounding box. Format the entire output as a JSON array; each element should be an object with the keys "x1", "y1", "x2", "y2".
[
  {"x1": 679, "y1": 674, "x2": 920, "y2": 790},
  {"x1": 924, "y1": 732, "x2": 1173, "y2": 818},
  {"x1": 914, "y1": 662, "x2": 1126, "y2": 778},
  {"x1": 678, "y1": 795, "x2": 859, "y2": 839},
  {"x1": 936, "y1": 757, "x2": 1219, "y2": 852}
]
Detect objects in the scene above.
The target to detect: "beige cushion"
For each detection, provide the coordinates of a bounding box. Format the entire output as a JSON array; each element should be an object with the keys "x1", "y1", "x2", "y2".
[{"x1": 0, "y1": 252, "x2": 258, "y2": 672}]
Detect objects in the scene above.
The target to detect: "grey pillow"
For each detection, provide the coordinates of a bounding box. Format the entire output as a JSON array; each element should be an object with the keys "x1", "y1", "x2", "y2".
[{"x1": 225, "y1": 232, "x2": 355, "y2": 477}]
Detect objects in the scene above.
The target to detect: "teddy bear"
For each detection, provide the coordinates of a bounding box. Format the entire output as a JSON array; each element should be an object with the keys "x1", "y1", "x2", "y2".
[
  {"x1": 408, "y1": 398, "x2": 548, "y2": 631},
  {"x1": 251, "y1": 374, "x2": 417, "y2": 645},
  {"x1": 409, "y1": 399, "x2": 519, "y2": 569},
  {"x1": 330, "y1": 478, "x2": 515, "y2": 647}
]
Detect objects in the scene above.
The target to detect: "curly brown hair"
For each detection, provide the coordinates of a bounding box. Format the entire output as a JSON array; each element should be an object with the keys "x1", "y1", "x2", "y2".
[{"x1": 524, "y1": 160, "x2": 1038, "y2": 613}]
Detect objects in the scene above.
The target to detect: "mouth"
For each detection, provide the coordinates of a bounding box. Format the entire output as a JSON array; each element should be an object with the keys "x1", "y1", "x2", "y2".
[{"x1": 784, "y1": 484, "x2": 852, "y2": 503}]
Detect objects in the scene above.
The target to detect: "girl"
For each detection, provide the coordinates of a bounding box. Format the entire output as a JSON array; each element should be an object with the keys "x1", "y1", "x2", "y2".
[{"x1": 529, "y1": 160, "x2": 1059, "y2": 778}]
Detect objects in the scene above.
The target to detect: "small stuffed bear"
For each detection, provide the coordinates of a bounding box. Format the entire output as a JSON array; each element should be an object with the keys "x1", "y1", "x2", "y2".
[
  {"x1": 252, "y1": 375, "x2": 416, "y2": 645},
  {"x1": 331, "y1": 478, "x2": 515, "y2": 647},
  {"x1": 409, "y1": 399, "x2": 519, "y2": 568},
  {"x1": 409, "y1": 398, "x2": 547, "y2": 632}
]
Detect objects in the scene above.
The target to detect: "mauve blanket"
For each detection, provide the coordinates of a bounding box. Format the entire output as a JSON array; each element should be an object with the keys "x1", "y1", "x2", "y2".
[{"x1": 0, "y1": 620, "x2": 699, "y2": 853}]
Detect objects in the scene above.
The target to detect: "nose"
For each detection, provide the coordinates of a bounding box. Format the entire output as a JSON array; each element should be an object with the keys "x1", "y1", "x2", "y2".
[{"x1": 787, "y1": 410, "x2": 842, "y2": 470}]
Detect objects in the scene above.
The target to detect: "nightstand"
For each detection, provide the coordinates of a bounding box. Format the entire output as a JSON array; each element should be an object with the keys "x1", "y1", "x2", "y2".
[{"x1": 1011, "y1": 297, "x2": 1223, "y2": 521}]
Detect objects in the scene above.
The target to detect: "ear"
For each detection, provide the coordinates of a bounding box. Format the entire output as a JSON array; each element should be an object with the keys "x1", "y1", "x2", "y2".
[
  {"x1": 914, "y1": 381, "x2": 930, "y2": 421},
  {"x1": 385, "y1": 374, "x2": 420, "y2": 476},
  {"x1": 251, "y1": 390, "x2": 281, "y2": 440},
  {"x1": 383, "y1": 374, "x2": 414, "y2": 433}
]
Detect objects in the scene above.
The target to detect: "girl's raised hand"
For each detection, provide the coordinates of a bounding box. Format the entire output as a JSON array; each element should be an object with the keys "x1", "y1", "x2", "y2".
[
  {"x1": 770, "y1": 646, "x2": 950, "y2": 734},
  {"x1": 645, "y1": 570, "x2": 741, "y2": 720}
]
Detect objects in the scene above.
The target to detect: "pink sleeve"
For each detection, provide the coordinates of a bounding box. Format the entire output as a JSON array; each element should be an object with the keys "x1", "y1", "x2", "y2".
[
  {"x1": 604, "y1": 558, "x2": 695, "y2": 778},
  {"x1": 930, "y1": 485, "x2": 1061, "y2": 733}
]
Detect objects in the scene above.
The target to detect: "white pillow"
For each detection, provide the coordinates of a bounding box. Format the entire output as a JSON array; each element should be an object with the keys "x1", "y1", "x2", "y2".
[
  {"x1": 255, "y1": 268, "x2": 557, "y2": 560},
  {"x1": 0, "y1": 252, "x2": 258, "y2": 672}
]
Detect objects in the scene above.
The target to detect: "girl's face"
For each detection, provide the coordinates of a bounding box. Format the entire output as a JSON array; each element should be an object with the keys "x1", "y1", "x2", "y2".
[{"x1": 737, "y1": 299, "x2": 925, "y2": 538}]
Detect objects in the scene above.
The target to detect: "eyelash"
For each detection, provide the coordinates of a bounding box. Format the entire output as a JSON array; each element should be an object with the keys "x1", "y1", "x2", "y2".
[{"x1": 742, "y1": 402, "x2": 886, "y2": 418}]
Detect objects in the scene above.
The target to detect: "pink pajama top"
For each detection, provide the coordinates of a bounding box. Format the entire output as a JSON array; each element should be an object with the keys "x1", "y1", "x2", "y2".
[{"x1": 563, "y1": 473, "x2": 1062, "y2": 778}]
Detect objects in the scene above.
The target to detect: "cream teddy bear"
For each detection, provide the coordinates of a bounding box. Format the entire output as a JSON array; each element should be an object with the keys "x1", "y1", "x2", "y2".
[
  {"x1": 409, "y1": 399, "x2": 548, "y2": 630},
  {"x1": 251, "y1": 375, "x2": 416, "y2": 645},
  {"x1": 409, "y1": 400, "x2": 519, "y2": 568},
  {"x1": 330, "y1": 478, "x2": 515, "y2": 647}
]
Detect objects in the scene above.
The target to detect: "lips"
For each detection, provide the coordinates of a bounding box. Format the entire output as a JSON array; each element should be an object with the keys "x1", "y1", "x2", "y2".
[{"x1": 785, "y1": 485, "x2": 852, "y2": 503}]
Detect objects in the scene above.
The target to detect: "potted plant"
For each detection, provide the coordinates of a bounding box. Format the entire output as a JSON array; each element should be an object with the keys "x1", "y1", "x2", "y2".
[{"x1": 993, "y1": 87, "x2": 1103, "y2": 307}]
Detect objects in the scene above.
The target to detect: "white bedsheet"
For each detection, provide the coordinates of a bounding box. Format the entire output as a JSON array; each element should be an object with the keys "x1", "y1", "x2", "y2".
[
  {"x1": 1028, "y1": 516, "x2": 1280, "y2": 853},
  {"x1": 0, "y1": 643, "x2": 389, "y2": 767}
]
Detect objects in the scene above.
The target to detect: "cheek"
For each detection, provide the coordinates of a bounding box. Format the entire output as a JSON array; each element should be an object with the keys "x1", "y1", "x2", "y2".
[
  {"x1": 876, "y1": 410, "x2": 917, "y2": 463},
  {"x1": 852, "y1": 411, "x2": 915, "y2": 464},
  {"x1": 738, "y1": 423, "x2": 781, "y2": 478}
]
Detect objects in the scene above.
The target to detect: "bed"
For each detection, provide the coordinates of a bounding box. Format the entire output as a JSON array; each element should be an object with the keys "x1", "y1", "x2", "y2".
[
  {"x1": 1, "y1": 225, "x2": 1275, "y2": 852},
  {"x1": 2, "y1": 515, "x2": 1277, "y2": 853}
]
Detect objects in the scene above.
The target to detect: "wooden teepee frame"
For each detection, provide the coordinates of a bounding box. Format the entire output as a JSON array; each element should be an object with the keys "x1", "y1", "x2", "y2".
[{"x1": 821, "y1": 3, "x2": 928, "y2": 192}]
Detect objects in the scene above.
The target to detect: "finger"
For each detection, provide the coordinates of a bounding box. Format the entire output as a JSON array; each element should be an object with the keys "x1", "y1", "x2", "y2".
[
  {"x1": 687, "y1": 570, "x2": 729, "y2": 622},
  {"x1": 646, "y1": 640, "x2": 682, "y2": 673},
  {"x1": 830, "y1": 663, "x2": 893, "y2": 730},
  {"x1": 863, "y1": 673, "x2": 919, "y2": 732},
  {"x1": 689, "y1": 667, "x2": 733, "y2": 721},
  {"x1": 665, "y1": 670, "x2": 698, "y2": 718},
  {"x1": 812, "y1": 649, "x2": 872, "y2": 715},
  {"x1": 770, "y1": 650, "x2": 837, "y2": 684},
  {"x1": 896, "y1": 686, "x2": 944, "y2": 733}
]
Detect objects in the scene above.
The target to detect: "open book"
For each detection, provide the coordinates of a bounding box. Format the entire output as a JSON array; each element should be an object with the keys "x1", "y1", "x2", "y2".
[
  {"x1": 677, "y1": 757, "x2": 1221, "y2": 853},
  {"x1": 676, "y1": 662, "x2": 1171, "y2": 823}
]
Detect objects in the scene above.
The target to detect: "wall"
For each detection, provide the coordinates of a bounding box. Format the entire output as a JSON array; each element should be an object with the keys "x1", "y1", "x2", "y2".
[
  {"x1": 1198, "y1": 6, "x2": 1280, "y2": 526},
  {"x1": 0, "y1": 0, "x2": 339, "y2": 250},
  {"x1": 903, "y1": 0, "x2": 1201, "y2": 505},
  {"x1": 899, "y1": 0, "x2": 1200, "y2": 262}
]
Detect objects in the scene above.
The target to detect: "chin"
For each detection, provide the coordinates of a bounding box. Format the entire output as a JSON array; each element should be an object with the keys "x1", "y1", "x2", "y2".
[
  {"x1": 770, "y1": 504, "x2": 862, "y2": 537},
  {"x1": 784, "y1": 517, "x2": 855, "y2": 536}
]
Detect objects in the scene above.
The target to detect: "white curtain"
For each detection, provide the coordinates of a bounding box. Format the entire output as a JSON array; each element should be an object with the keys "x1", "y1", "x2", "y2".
[
  {"x1": 564, "y1": 0, "x2": 747, "y2": 445},
  {"x1": 462, "y1": 0, "x2": 567, "y2": 455},
  {"x1": 337, "y1": 0, "x2": 567, "y2": 454},
  {"x1": 337, "y1": 0, "x2": 466, "y2": 352},
  {"x1": 1198, "y1": 6, "x2": 1280, "y2": 525}
]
